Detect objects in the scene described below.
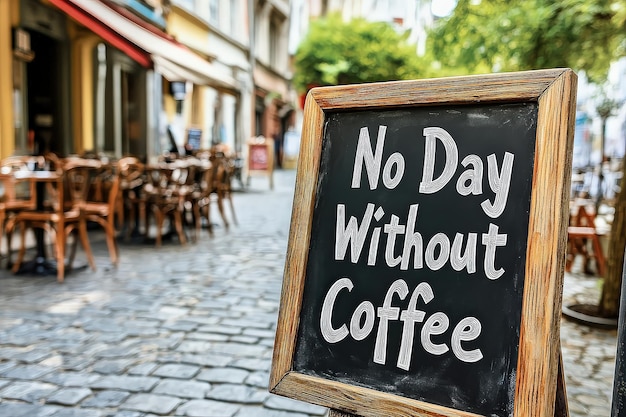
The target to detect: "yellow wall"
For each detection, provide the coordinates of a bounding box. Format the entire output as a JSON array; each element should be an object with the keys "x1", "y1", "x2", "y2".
[
  {"x1": 68, "y1": 23, "x2": 99, "y2": 154},
  {"x1": 0, "y1": 0, "x2": 18, "y2": 158},
  {"x1": 164, "y1": 8, "x2": 213, "y2": 146},
  {"x1": 166, "y1": 8, "x2": 211, "y2": 57}
]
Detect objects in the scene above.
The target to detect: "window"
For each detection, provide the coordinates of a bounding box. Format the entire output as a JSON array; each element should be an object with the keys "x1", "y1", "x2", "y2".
[
  {"x1": 209, "y1": 0, "x2": 219, "y2": 27},
  {"x1": 229, "y1": 0, "x2": 237, "y2": 37},
  {"x1": 269, "y1": 15, "x2": 281, "y2": 68}
]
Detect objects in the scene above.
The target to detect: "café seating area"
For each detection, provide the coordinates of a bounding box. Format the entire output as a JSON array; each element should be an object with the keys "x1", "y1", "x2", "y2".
[
  {"x1": 566, "y1": 201, "x2": 609, "y2": 277},
  {"x1": 0, "y1": 149, "x2": 239, "y2": 282}
]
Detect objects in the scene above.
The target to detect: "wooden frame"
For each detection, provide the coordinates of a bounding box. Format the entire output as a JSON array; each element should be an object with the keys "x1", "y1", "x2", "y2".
[{"x1": 270, "y1": 69, "x2": 577, "y2": 417}]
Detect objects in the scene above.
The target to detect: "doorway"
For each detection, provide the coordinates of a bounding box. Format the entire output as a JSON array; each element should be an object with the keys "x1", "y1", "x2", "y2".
[{"x1": 26, "y1": 30, "x2": 63, "y2": 155}]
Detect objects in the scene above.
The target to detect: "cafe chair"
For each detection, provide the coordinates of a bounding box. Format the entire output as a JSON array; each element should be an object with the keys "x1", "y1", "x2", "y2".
[
  {"x1": 0, "y1": 156, "x2": 44, "y2": 267},
  {"x1": 185, "y1": 158, "x2": 213, "y2": 239},
  {"x1": 80, "y1": 163, "x2": 121, "y2": 267},
  {"x1": 142, "y1": 162, "x2": 187, "y2": 247},
  {"x1": 117, "y1": 156, "x2": 145, "y2": 238},
  {"x1": 208, "y1": 152, "x2": 238, "y2": 230},
  {"x1": 6, "y1": 161, "x2": 97, "y2": 282},
  {"x1": 565, "y1": 204, "x2": 607, "y2": 276}
]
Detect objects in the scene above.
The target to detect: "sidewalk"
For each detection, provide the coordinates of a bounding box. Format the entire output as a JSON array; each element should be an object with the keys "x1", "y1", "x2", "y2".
[{"x1": 0, "y1": 169, "x2": 618, "y2": 417}]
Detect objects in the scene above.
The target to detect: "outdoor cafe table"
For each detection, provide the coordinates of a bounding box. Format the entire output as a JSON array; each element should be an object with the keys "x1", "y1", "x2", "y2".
[{"x1": 12, "y1": 169, "x2": 61, "y2": 275}]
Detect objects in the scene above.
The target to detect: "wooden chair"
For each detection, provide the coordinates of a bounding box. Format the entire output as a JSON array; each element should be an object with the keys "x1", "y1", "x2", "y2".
[
  {"x1": 79, "y1": 162, "x2": 121, "y2": 267},
  {"x1": 6, "y1": 160, "x2": 97, "y2": 282},
  {"x1": 208, "y1": 151, "x2": 238, "y2": 230},
  {"x1": 117, "y1": 157, "x2": 145, "y2": 238},
  {"x1": 566, "y1": 204, "x2": 607, "y2": 276},
  {"x1": 186, "y1": 158, "x2": 214, "y2": 238},
  {"x1": 143, "y1": 162, "x2": 187, "y2": 247},
  {"x1": 0, "y1": 156, "x2": 43, "y2": 267}
]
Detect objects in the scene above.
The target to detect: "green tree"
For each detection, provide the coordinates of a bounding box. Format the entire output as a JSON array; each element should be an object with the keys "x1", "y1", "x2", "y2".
[
  {"x1": 429, "y1": 0, "x2": 626, "y2": 83},
  {"x1": 430, "y1": 0, "x2": 626, "y2": 318},
  {"x1": 293, "y1": 14, "x2": 424, "y2": 93}
]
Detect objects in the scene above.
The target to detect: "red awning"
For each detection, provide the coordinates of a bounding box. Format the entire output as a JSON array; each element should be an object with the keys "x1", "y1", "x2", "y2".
[
  {"x1": 48, "y1": 0, "x2": 152, "y2": 68},
  {"x1": 48, "y1": 0, "x2": 238, "y2": 89}
]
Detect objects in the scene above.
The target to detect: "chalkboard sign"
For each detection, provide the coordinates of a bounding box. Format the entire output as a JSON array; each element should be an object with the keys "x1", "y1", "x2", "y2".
[
  {"x1": 247, "y1": 136, "x2": 275, "y2": 189},
  {"x1": 187, "y1": 128, "x2": 202, "y2": 151},
  {"x1": 270, "y1": 69, "x2": 577, "y2": 417},
  {"x1": 249, "y1": 143, "x2": 270, "y2": 170}
]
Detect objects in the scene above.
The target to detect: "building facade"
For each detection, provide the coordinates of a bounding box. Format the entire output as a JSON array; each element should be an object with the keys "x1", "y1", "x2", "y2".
[{"x1": 0, "y1": 0, "x2": 295, "y2": 162}]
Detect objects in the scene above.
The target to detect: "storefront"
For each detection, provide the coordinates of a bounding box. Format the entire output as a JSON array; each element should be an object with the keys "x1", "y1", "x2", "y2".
[
  {"x1": 10, "y1": 0, "x2": 72, "y2": 157},
  {"x1": 0, "y1": 0, "x2": 241, "y2": 161}
]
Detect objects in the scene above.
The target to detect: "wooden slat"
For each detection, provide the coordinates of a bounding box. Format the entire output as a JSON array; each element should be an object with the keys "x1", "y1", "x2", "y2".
[
  {"x1": 514, "y1": 69, "x2": 577, "y2": 417},
  {"x1": 269, "y1": 91, "x2": 325, "y2": 390},
  {"x1": 310, "y1": 69, "x2": 567, "y2": 110},
  {"x1": 275, "y1": 372, "x2": 483, "y2": 417}
]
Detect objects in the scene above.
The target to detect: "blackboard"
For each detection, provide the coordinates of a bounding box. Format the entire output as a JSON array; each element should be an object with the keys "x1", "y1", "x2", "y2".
[
  {"x1": 271, "y1": 69, "x2": 577, "y2": 417},
  {"x1": 249, "y1": 143, "x2": 270, "y2": 170},
  {"x1": 187, "y1": 128, "x2": 202, "y2": 150}
]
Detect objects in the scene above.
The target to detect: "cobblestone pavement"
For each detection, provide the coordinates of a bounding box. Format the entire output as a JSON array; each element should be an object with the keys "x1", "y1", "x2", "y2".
[{"x1": 0, "y1": 169, "x2": 619, "y2": 416}]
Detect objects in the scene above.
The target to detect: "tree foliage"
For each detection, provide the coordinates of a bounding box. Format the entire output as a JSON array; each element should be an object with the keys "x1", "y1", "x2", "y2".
[
  {"x1": 293, "y1": 14, "x2": 424, "y2": 93},
  {"x1": 429, "y1": 0, "x2": 626, "y2": 83}
]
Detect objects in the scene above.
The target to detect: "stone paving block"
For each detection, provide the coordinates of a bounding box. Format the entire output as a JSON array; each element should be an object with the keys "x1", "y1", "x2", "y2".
[
  {"x1": 80, "y1": 318, "x2": 124, "y2": 333},
  {"x1": 1, "y1": 363, "x2": 55, "y2": 379},
  {"x1": 242, "y1": 328, "x2": 276, "y2": 339},
  {"x1": 245, "y1": 371, "x2": 269, "y2": 388},
  {"x1": 46, "y1": 387, "x2": 92, "y2": 405},
  {"x1": 207, "y1": 342, "x2": 267, "y2": 357},
  {"x1": 127, "y1": 362, "x2": 159, "y2": 376},
  {"x1": 234, "y1": 406, "x2": 310, "y2": 417},
  {"x1": 0, "y1": 402, "x2": 60, "y2": 417},
  {"x1": 186, "y1": 332, "x2": 230, "y2": 342},
  {"x1": 82, "y1": 390, "x2": 131, "y2": 407},
  {"x1": 259, "y1": 338, "x2": 276, "y2": 348},
  {"x1": 11, "y1": 348, "x2": 51, "y2": 363},
  {"x1": 181, "y1": 316, "x2": 222, "y2": 326},
  {"x1": 121, "y1": 392, "x2": 182, "y2": 414},
  {"x1": 229, "y1": 335, "x2": 259, "y2": 344},
  {"x1": 42, "y1": 371, "x2": 99, "y2": 387},
  {"x1": 58, "y1": 356, "x2": 93, "y2": 372},
  {"x1": 93, "y1": 359, "x2": 134, "y2": 375},
  {"x1": 264, "y1": 395, "x2": 327, "y2": 415},
  {"x1": 197, "y1": 367, "x2": 249, "y2": 384},
  {"x1": 196, "y1": 325, "x2": 242, "y2": 335},
  {"x1": 139, "y1": 334, "x2": 185, "y2": 350},
  {"x1": 48, "y1": 408, "x2": 103, "y2": 417},
  {"x1": 230, "y1": 358, "x2": 271, "y2": 372},
  {"x1": 0, "y1": 380, "x2": 59, "y2": 402},
  {"x1": 152, "y1": 378, "x2": 211, "y2": 398},
  {"x1": 220, "y1": 318, "x2": 272, "y2": 330},
  {"x1": 152, "y1": 363, "x2": 200, "y2": 379},
  {"x1": 176, "y1": 340, "x2": 213, "y2": 353},
  {"x1": 104, "y1": 411, "x2": 143, "y2": 417},
  {"x1": 125, "y1": 326, "x2": 162, "y2": 337},
  {"x1": 0, "y1": 361, "x2": 16, "y2": 373},
  {"x1": 95, "y1": 346, "x2": 142, "y2": 360},
  {"x1": 180, "y1": 353, "x2": 232, "y2": 367},
  {"x1": 91, "y1": 332, "x2": 128, "y2": 343},
  {"x1": 175, "y1": 399, "x2": 241, "y2": 417},
  {"x1": 89, "y1": 375, "x2": 160, "y2": 392},
  {"x1": 164, "y1": 321, "x2": 199, "y2": 332},
  {"x1": 205, "y1": 384, "x2": 269, "y2": 404}
]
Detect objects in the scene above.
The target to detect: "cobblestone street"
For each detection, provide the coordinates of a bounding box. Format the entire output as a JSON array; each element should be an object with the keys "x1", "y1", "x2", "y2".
[{"x1": 0, "y1": 169, "x2": 619, "y2": 416}]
